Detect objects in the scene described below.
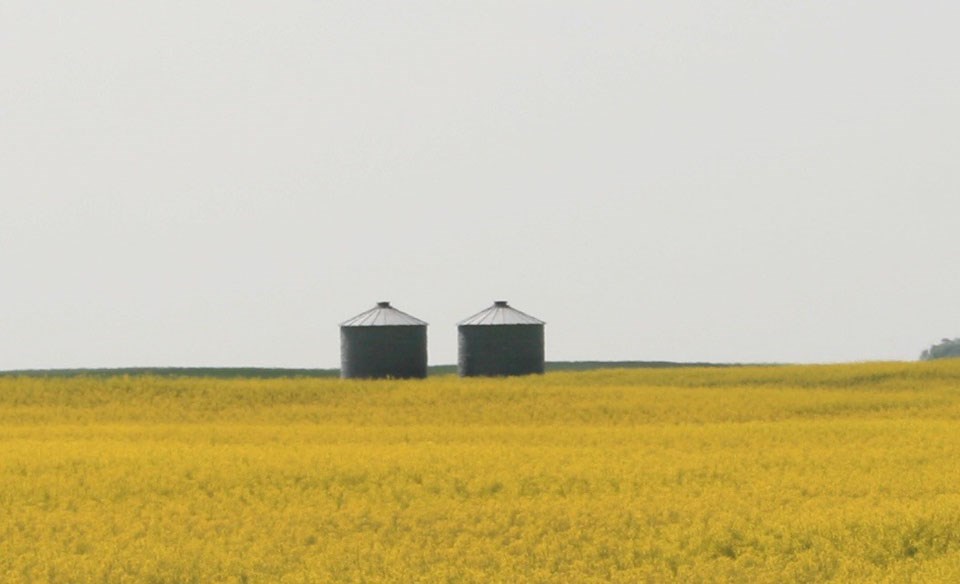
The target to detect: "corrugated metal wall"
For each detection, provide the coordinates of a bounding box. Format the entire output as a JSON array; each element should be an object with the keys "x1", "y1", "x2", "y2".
[
  {"x1": 340, "y1": 325, "x2": 428, "y2": 379},
  {"x1": 458, "y1": 324, "x2": 544, "y2": 377}
]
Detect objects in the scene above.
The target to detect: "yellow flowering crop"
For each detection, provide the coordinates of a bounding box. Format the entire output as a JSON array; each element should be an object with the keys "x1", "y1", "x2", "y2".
[{"x1": 2, "y1": 361, "x2": 960, "y2": 582}]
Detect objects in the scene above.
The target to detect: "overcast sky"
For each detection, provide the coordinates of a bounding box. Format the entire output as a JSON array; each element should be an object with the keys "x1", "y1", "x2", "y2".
[{"x1": 2, "y1": 1, "x2": 959, "y2": 369}]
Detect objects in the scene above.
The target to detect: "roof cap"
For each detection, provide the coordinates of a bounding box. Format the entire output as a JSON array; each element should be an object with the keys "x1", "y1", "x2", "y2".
[
  {"x1": 341, "y1": 302, "x2": 427, "y2": 327},
  {"x1": 458, "y1": 301, "x2": 545, "y2": 326}
]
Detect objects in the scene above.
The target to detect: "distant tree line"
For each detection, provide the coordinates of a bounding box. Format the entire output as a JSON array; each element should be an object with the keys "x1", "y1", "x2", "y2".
[{"x1": 920, "y1": 338, "x2": 960, "y2": 361}]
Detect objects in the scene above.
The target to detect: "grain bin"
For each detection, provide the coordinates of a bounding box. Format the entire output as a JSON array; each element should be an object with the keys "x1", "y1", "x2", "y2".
[
  {"x1": 340, "y1": 301, "x2": 428, "y2": 379},
  {"x1": 458, "y1": 301, "x2": 545, "y2": 377}
]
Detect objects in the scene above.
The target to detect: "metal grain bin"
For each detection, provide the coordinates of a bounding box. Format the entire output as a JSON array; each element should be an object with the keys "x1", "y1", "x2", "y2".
[
  {"x1": 458, "y1": 301, "x2": 545, "y2": 377},
  {"x1": 340, "y1": 301, "x2": 428, "y2": 379}
]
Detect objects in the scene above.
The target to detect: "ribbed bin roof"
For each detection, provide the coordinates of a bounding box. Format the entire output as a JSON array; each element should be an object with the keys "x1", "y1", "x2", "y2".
[
  {"x1": 341, "y1": 301, "x2": 427, "y2": 327},
  {"x1": 458, "y1": 301, "x2": 544, "y2": 326}
]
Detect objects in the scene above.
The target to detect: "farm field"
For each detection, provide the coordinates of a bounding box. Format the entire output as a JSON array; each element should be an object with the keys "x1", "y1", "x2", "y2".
[{"x1": 2, "y1": 362, "x2": 960, "y2": 582}]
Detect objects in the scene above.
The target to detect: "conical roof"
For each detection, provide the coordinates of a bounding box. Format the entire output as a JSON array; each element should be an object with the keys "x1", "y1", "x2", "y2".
[
  {"x1": 340, "y1": 301, "x2": 427, "y2": 327},
  {"x1": 458, "y1": 301, "x2": 544, "y2": 326}
]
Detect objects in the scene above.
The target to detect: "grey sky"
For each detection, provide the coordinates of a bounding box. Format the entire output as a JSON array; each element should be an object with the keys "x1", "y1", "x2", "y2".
[{"x1": 2, "y1": 1, "x2": 958, "y2": 369}]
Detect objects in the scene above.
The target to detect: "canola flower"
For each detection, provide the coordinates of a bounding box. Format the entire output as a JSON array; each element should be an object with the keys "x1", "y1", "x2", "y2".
[{"x1": 2, "y1": 361, "x2": 960, "y2": 582}]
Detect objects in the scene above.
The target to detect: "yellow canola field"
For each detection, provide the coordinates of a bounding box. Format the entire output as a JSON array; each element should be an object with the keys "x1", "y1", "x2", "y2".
[{"x1": 2, "y1": 362, "x2": 960, "y2": 583}]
